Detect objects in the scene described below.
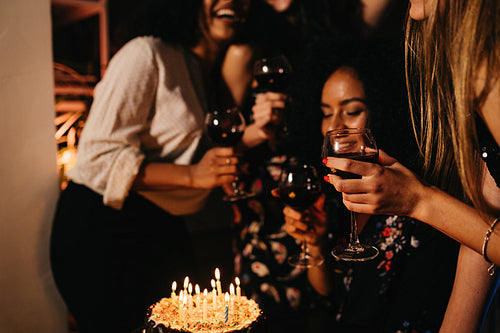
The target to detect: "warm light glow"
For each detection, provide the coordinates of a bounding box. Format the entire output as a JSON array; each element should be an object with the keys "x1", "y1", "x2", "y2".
[
  {"x1": 172, "y1": 281, "x2": 177, "y2": 292},
  {"x1": 184, "y1": 276, "x2": 189, "y2": 289},
  {"x1": 230, "y1": 283, "x2": 234, "y2": 295},
  {"x1": 188, "y1": 283, "x2": 193, "y2": 294},
  {"x1": 225, "y1": 292, "x2": 229, "y2": 303},
  {"x1": 235, "y1": 277, "x2": 240, "y2": 286},
  {"x1": 195, "y1": 284, "x2": 200, "y2": 295},
  {"x1": 203, "y1": 289, "x2": 208, "y2": 297},
  {"x1": 211, "y1": 279, "x2": 216, "y2": 289},
  {"x1": 215, "y1": 268, "x2": 220, "y2": 280}
]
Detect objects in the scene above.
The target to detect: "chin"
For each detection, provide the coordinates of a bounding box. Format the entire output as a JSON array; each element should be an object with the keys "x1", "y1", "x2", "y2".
[{"x1": 409, "y1": 0, "x2": 430, "y2": 21}]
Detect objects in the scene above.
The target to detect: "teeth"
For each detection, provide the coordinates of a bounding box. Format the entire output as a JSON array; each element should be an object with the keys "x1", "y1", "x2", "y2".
[{"x1": 215, "y1": 8, "x2": 236, "y2": 18}]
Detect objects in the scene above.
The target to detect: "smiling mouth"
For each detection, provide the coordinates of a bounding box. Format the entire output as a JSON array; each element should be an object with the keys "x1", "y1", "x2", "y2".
[
  {"x1": 213, "y1": 8, "x2": 238, "y2": 21},
  {"x1": 334, "y1": 140, "x2": 358, "y2": 153}
]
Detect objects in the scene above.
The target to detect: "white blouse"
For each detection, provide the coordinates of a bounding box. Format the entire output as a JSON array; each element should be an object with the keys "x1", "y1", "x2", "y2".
[{"x1": 67, "y1": 36, "x2": 211, "y2": 215}]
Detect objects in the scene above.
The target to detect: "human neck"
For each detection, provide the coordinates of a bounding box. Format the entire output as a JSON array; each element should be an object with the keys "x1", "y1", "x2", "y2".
[{"x1": 190, "y1": 38, "x2": 229, "y2": 74}]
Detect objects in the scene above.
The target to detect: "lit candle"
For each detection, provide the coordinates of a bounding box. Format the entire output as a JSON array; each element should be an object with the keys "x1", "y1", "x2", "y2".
[
  {"x1": 211, "y1": 279, "x2": 217, "y2": 310},
  {"x1": 183, "y1": 293, "x2": 188, "y2": 327},
  {"x1": 195, "y1": 284, "x2": 201, "y2": 307},
  {"x1": 188, "y1": 283, "x2": 193, "y2": 310},
  {"x1": 171, "y1": 281, "x2": 177, "y2": 300},
  {"x1": 224, "y1": 292, "x2": 229, "y2": 324},
  {"x1": 202, "y1": 289, "x2": 208, "y2": 321},
  {"x1": 183, "y1": 276, "x2": 189, "y2": 295},
  {"x1": 235, "y1": 277, "x2": 241, "y2": 300},
  {"x1": 215, "y1": 268, "x2": 222, "y2": 297},
  {"x1": 229, "y1": 283, "x2": 235, "y2": 316},
  {"x1": 179, "y1": 290, "x2": 184, "y2": 307}
]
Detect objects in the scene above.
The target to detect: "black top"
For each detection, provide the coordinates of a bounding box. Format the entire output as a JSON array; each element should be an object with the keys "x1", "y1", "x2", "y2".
[
  {"x1": 329, "y1": 215, "x2": 460, "y2": 333},
  {"x1": 477, "y1": 114, "x2": 500, "y2": 187}
]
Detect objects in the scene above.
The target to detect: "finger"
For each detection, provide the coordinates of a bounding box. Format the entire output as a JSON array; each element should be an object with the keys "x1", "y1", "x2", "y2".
[
  {"x1": 327, "y1": 176, "x2": 372, "y2": 195},
  {"x1": 217, "y1": 164, "x2": 238, "y2": 175},
  {"x1": 378, "y1": 149, "x2": 397, "y2": 166},
  {"x1": 214, "y1": 147, "x2": 235, "y2": 157},
  {"x1": 218, "y1": 174, "x2": 239, "y2": 185},
  {"x1": 219, "y1": 156, "x2": 237, "y2": 166},
  {"x1": 283, "y1": 206, "x2": 302, "y2": 220}
]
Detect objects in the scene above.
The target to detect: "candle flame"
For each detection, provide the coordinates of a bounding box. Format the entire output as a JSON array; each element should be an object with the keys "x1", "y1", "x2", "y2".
[
  {"x1": 211, "y1": 279, "x2": 216, "y2": 288},
  {"x1": 203, "y1": 288, "x2": 208, "y2": 297},
  {"x1": 179, "y1": 290, "x2": 184, "y2": 299},
  {"x1": 188, "y1": 283, "x2": 193, "y2": 294},
  {"x1": 195, "y1": 284, "x2": 200, "y2": 295},
  {"x1": 235, "y1": 277, "x2": 240, "y2": 286},
  {"x1": 225, "y1": 292, "x2": 229, "y2": 302},
  {"x1": 215, "y1": 268, "x2": 220, "y2": 280},
  {"x1": 230, "y1": 283, "x2": 234, "y2": 295},
  {"x1": 184, "y1": 276, "x2": 189, "y2": 289},
  {"x1": 172, "y1": 281, "x2": 177, "y2": 291}
]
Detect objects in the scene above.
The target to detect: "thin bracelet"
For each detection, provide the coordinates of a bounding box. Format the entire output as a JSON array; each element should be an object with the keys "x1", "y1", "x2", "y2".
[{"x1": 482, "y1": 217, "x2": 499, "y2": 276}]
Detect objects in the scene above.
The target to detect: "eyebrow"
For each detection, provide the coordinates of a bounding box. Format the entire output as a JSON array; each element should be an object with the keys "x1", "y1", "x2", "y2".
[{"x1": 320, "y1": 97, "x2": 367, "y2": 108}]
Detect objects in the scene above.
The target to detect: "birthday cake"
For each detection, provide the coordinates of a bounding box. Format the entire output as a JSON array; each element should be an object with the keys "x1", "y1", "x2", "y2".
[{"x1": 145, "y1": 272, "x2": 262, "y2": 333}]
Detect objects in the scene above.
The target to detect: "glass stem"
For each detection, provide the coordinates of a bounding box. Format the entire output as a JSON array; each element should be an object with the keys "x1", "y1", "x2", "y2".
[{"x1": 349, "y1": 211, "x2": 361, "y2": 247}]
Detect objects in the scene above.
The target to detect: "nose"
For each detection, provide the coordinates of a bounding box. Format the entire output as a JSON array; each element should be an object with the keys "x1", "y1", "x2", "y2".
[{"x1": 326, "y1": 113, "x2": 347, "y2": 132}]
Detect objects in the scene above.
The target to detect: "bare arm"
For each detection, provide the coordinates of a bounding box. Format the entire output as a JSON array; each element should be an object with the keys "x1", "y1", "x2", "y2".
[
  {"x1": 324, "y1": 151, "x2": 500, "y2": 266},
  {"x1": 440, "y1": 245, "x2": 499, "y2": 332}
]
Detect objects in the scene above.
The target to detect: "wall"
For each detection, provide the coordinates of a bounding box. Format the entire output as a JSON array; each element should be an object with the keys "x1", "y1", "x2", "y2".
[{"x1": 0, "y1": 0, "x2": 67, "y2": 331}]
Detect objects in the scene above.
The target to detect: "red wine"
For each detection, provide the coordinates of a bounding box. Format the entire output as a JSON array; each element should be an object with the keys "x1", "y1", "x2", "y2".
[
  {"x1": 278, "y1": 185, "x2": 322, "y2": 211},
  {"x1": 328, "y1": 152, "x2": 379, "y2": 179},
  {"x1": 207, "y1": 126, "x2": 243, "y2": 147},
  {"x1": 255, "y1": 72, "x2": 290, "y2": 93}
]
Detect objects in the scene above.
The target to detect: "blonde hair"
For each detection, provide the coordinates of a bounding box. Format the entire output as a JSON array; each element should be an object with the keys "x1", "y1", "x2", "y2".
[{"x1": 405, "y1": 0, "x2": 500, "y2": 211}]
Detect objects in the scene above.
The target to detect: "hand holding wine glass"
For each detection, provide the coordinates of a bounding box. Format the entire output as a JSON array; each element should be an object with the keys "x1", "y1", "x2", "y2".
[
  {"x1": 322, "y1": 128, "x2": 379, "y2": 261},
  {"x1": 277, "y1": 163, "x2": 324, "y2": 268},
  {"x1": 205, "y1": 107, "x2": 255, "y2": 202}
]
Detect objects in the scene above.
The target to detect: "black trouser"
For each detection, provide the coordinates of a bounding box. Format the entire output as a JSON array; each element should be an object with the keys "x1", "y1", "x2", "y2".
[{"x1": 50, "y1": 182, "x2": 197, "y2": 333}]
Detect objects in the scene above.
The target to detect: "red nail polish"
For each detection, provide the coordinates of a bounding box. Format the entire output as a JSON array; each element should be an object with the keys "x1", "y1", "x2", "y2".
[
  {"x1": 322, "y1": 158, "x2": 328, "y2": 164},
  {"x1": 324, "y1": 175, "x2": 330, "y2": 182}
]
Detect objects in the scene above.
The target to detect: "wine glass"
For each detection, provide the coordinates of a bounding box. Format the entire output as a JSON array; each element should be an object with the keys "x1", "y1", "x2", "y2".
[
  {"x1": 277, "y1": 163, "x2": 324, "y2": 268},
  {"x1": 253, "y1": 54, "x2": 292, "y2": 94},
  {"x1": 205, "y1": 107, "x2": 255, "y2": 202},
  {"x1": 322, "y1": 128, "x2": 379, "y2": 261},
  {"x1": 253, "y1": 54, "x2": 292, "y2": 135}
]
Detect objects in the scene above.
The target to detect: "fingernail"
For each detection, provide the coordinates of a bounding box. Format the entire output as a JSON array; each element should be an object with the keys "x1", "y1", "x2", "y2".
[
  {"x1": 324, "y1": 175, "x2": 330, "y2": 182},
  {"x1": 322, "y1": 158, "x2": 328, "y2": 164}
]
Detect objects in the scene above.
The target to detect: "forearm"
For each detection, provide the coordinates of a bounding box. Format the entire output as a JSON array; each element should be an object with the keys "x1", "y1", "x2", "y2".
[
  {"x1": 440, "y1": 245, "x2": 499, "y2": 332},
  {"x1": 306, "y1": 243, "x2": 335, "y2": 296},
  {"x1": 132, "y1": 162, "x2": 194, "y2": 190},
  {"x1": 411, "y1": 185, "x2": 500, "y2": 266},
  {"x1": 240, "y1": 123, "x2": 271, "y2": 149}
]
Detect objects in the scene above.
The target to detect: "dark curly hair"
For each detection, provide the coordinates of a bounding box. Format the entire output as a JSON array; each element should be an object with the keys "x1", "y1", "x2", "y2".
[{"x1": 287, "y1": 35, "x2": 420, "y2": 173}]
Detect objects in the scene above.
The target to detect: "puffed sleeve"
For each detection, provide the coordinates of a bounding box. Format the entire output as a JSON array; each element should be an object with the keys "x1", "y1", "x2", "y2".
[{"x1": 67, "y1": 37, "x2": 159, "y2": 209}]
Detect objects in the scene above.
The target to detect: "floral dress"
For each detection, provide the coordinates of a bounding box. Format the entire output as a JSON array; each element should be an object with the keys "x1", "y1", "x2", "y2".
[
  {"x1": 330, "y1": 215, "x2": 460, "y2": 333},
  {"x1": 232, "y1": 146, "x2": 328, "y2": 318}
]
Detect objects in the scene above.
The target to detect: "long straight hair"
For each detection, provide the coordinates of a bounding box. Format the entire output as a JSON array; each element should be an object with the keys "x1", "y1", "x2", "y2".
[{"x1": 405, "y1": 0, "x2": 500, "y2": 212}]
